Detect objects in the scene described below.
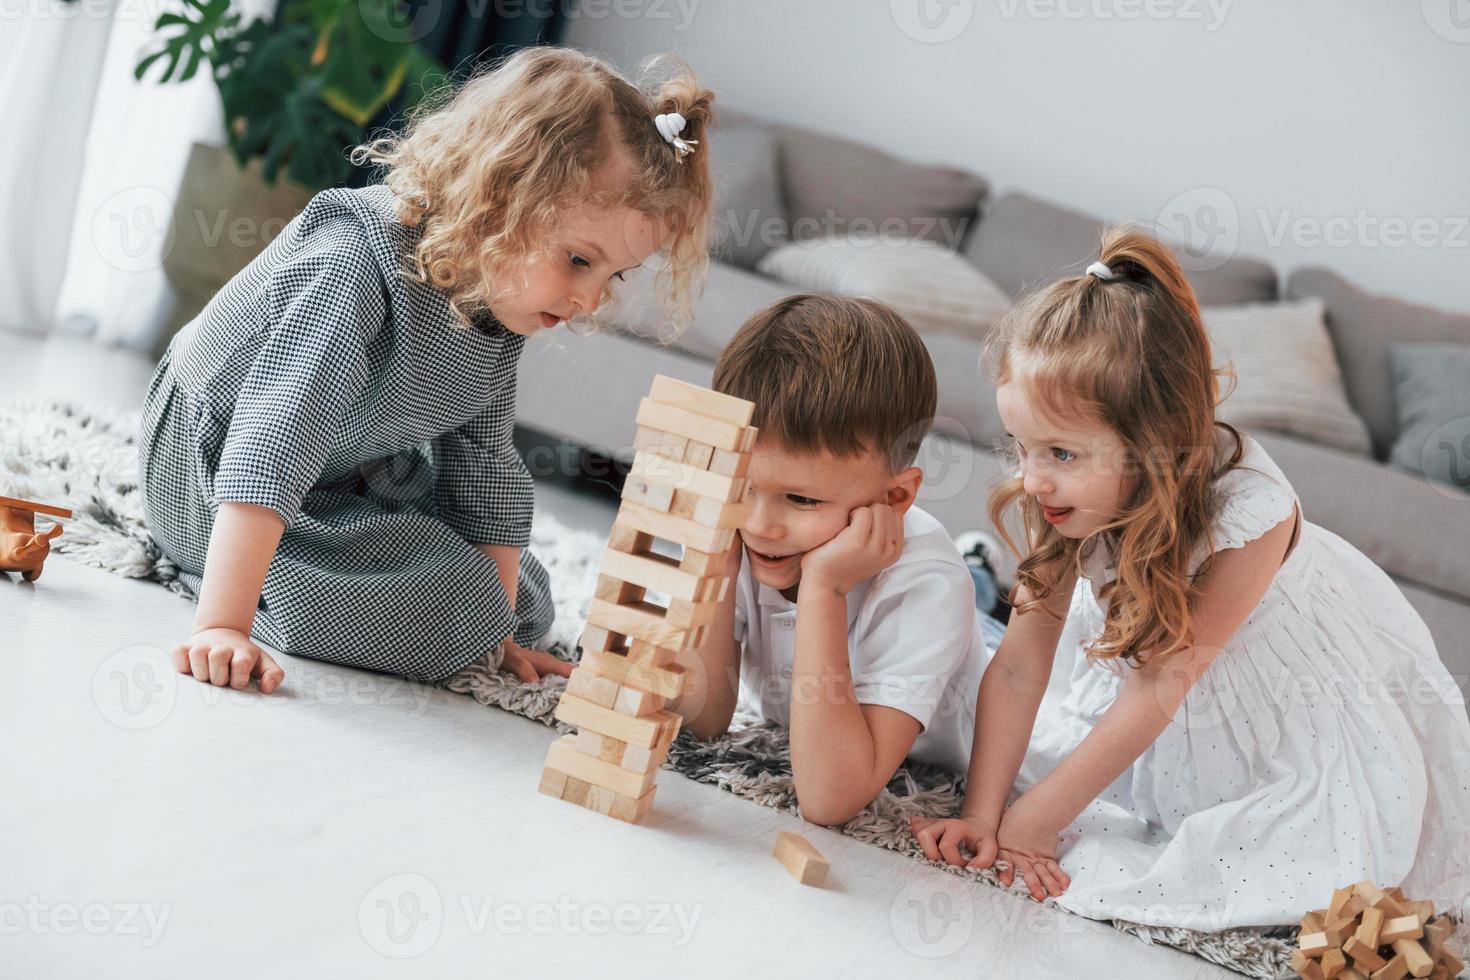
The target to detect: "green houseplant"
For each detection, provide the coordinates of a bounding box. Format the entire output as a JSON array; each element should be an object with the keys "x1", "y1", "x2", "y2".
[
  {"x1": 135, "y1": 0, "x2": 448, "y2": 190},
  {"x1": 115, "y1": 0, "x2": 450, "y2": 354}
]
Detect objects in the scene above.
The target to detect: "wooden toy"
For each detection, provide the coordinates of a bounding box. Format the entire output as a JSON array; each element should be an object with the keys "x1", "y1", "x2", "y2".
[
  {"x1": 0, "y1": 495, "x2": 73, "y2": 582},
  {"x1": 1291, "y1": 880, "x2": 1464, "y2": 980},
  {"x1": 537, "y1": 375, "x2": 757, "y2": 824},
  {"x1": 772, "y1": 831, "x2": 829, "y2": 886}
]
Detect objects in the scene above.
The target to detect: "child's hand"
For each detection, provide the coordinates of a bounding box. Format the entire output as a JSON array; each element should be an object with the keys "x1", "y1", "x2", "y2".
[
  {"x1": 800, "y1": 503, "x2": 904, "y2": 596},
  {"x1": 499, "y1": 638, "x2": 573, "y2": 683},
  {"x1": 171, "y1": 627, "x2": 285, "y2": 693},
  {"x1": 995, "y1": 798, "x2": 1072, "y2": 901},
  {"x1": 909, "y1": 813, "x2": 1000, "y2": 869}
]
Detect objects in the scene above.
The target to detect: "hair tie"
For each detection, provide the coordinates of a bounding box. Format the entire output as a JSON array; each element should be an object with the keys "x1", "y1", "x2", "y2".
[
  {"x1": 654, "y1": 112, "x2": 698, "y2": 159},
  {"x1": 1086, "y1": 260, "x2": 1117, "y2": 281}
]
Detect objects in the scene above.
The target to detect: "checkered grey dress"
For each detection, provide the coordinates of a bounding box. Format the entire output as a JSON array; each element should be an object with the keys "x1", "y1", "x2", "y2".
[{"x1": 139, "y1": 185, "x2": 554, "y2": 681}]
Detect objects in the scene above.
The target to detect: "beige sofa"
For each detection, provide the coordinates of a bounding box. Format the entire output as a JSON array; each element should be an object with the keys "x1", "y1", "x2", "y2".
[{"x1": 515, "y1": 112, "x2": 1470, "y2": 706}]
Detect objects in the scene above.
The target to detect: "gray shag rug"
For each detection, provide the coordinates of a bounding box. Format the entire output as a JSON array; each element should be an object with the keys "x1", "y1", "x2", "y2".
[{"x1": 3, "y1": 396, "x2": 1311, "y2": 978}]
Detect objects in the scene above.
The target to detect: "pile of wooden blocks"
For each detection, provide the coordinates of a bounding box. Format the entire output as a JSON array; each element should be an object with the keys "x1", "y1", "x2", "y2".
[
  {"x1": 538, "y1": 374, "x2": 757, "y2": 824},
  {"x1": 1293, "y1": 880, "x2": 1464, "y2": 979}
]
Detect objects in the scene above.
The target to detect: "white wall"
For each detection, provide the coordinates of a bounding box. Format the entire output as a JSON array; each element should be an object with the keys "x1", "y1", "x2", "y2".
[{"x1": 566, "y1": 0, "x2": 1470, "y2": 313}]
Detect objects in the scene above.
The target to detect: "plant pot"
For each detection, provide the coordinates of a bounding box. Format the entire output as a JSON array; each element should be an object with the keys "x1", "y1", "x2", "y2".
[{"x1": 153, "y1": 142, "x2": 315, "y2": 360}]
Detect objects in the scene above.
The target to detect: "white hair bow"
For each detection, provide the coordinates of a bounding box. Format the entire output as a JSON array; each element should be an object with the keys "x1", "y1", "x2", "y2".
[
  {"x1": 1086, "y1": 260, "x2": 1117, "y2": 281},
  {"x1": 654, "y1": 112, "x2": 698, "y2": 159}
]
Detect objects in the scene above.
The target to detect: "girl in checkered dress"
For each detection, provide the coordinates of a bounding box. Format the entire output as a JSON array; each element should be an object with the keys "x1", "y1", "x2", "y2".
[{"x1": 139, "y1": 47, "x2": 716, "y2": 693}]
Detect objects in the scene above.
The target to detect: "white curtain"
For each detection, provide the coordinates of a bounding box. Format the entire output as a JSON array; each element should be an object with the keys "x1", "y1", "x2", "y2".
[
  {"x1": 0, "y1": 0, "x2": 115, "y2": 337},
  {"x1": 0, "y1": 0, "x2": 276, "y2": 350}
]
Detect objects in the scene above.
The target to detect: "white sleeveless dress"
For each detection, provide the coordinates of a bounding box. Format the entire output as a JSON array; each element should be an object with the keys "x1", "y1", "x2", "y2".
[{"x1": 1015, "y1": 433, "x2": 1470, "y2": 929}]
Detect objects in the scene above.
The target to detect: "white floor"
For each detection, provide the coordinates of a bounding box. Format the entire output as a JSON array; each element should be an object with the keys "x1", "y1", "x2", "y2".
[{"x1": 0, "y1": 332, "x2": 1235, "y2": 979}]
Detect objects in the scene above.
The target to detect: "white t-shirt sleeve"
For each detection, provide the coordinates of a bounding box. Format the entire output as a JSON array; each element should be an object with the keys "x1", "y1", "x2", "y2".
[{"x1": 849, "y1": 558, "x2": 975, "y2": 733}]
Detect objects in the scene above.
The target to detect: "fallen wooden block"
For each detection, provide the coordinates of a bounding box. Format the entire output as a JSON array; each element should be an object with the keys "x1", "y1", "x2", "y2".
[
  {"x1": 772, "y1": 830, "x2": 829, "y2": 886},
  {"x1": 1293, "y1": 881, "x2": 1459, "y2": 980}
]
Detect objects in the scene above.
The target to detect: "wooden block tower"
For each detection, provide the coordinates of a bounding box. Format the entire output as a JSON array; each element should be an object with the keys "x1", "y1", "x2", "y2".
[{"x1": 538, "y1": 374, "x2": 758, "y2": 823}]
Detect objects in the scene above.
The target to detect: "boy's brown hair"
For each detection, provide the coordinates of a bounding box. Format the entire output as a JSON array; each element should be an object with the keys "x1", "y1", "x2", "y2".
[{"x1": 712, "y1": 294, "x2": 938, "y2": 471}]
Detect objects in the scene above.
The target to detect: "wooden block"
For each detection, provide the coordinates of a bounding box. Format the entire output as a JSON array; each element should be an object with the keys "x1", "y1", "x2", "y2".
[
  {"x1": 627, "y1": 638, "x2": 680, "y2": 669},
  {"x1": 1301, "y1": 931, "x2": 1333, "y2": 957},
  {"x1": 649, "y1": 374, "x2": 755, "y2": 426},
  {"x1": 1381, "y1": 916, "x2": 1425, "y2": 944},
  {"x1": 1436, "y1": 947, "x2": 1462, "y2": 977},
  {"x1": 566, "y1": 668, "x2": 621, "y2": 708},
  {"x1": 1327, "y1": 916, "x2": 1361, "y2": 944},
  {"x1": 1359, "y1": 908, "x2": 1387, "y2": 947},
  {"x1": 617, "y1": 500, "x2": 734, "y2": 554},
  {"x1": 608, "y1": 523, "x2": 655, "y2": 555},
  {"x1": 631, "y1": 451, "x2": 745, "y2": 504},
  {"x1": 537, "y1": 767, "x2": 569, "y2": 798},
  {"x1": 622, "y1": 472, "x2": 676, "y2": 512},
  {"x1": 1303, "y1": 910, "x2": 1328, "y2": 934},
  {"x1": 1294, "y1": 950, "x2": 1315, "y2": 976},
  {"x1": 1344, "y1": 936, "x2": 1388, "y2": 972},
  {"x1": 603, "y1": 784, "x2": 656, "y2": 823},
  {"x1": 1331, "y1": 886, "x2": 1357, "y2": 920},
  {"x1": 599, "y1": 547, "x2": 704, "y2": 601},
  {"x1": 1341, "y1": 969, "x2": 1370, "y2": 980},
  {"x1": 585, "y1": 598, "x2": 692, "y2": 650},
  {"x1": 0, "y1": 495, "x2": 73, "y2": 519},
  {"x1": 593, "y1": 574, "x2": 645, "y2": 605},
  {"x1": 578, "y1": 648, "x2": 686, "y2": 700},
  {"x1": 553, "y1": 693, "x2": 681, "y2": 749},
  {"x1": 665, "y1": 596, "x2": 721, "y2": 630},
  {"x1": 1385, "y1": 887, "x2": 1406, "y2": 902},
  {"x1": 636, "y1": 398, "x2": 749, "y2": 451},
  {"x1": 561, "y1": 775, "x2": 617, "y2": 813},
  {"x1": 620, "y1": 730, "x2": 676, "y2": 773},
  {"x1": 682, "y1": 440, "x2": 715, "y2": 470},
  {"x1": 575, "y1": 727, "x2": 675, "y2": 773},
  {"x1": 1422, "y1": 918, "x2": 1451, "y2": 949},
  {"x1": 772, "y1": 831, "x2": 829, "y2": 886},
  {"x1": 1408, "y1": 901, "x2": 1435, "y2": 927},
  {"x1": 1371, "y1": 953, "x2": 1409, "y2": 980},
  {"x1": 545, "y1": 734, "x2": 658, "y2": 798},
  {"x1": 677, "y1": 546, "x2": 728, "y2": 577},
  {"x1": 614, "y1": 684, "x2": 665, "y2": 717},
  {"x1": 1390, "y1": 939, "x2": 1433, "y2": 978},
  {"x1": 1301, "y1": 959, "x2": 1327, "y2": 980},
  {"x1": 707, "y1": 447, "x2": 751, "y2": 477},
  {"x1": 738, "y1": 425, "x2": 758, "y2": 451},
  {"x1": 669, "y1": 490, "x2": 749, "y2": 529},
  {"x1": 633, "y1": 425, "x2": 688, "y2": 460},
  {"x1": 1322, "y1": 947, "x2": 1348, "y2": 979},
  {"x1": 574, "y1": 728, "x2": 626, "y2": 765},
  {"x1": 578, "y1": 624, "x2": 625, "y2": 655}
]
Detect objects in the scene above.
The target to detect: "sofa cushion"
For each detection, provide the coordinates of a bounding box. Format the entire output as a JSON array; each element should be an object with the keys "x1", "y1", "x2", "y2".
[
  {"x1": 708, "y1": 112, "x2": 787, "y2": 270},
  {"x1": 1388, "y1": 342, "x2": 1470, "y2": 490},
  {"x1": 1252, "y1": 429, "x2": 1470, "y2": 602},
  {"x1": 609, "y1": 259, "x2": 800, "y2": 362},
  {"x1": 924, "y1": 331, "x2": 1007, "y2": 452},
  {"x1": 768, "y1": 121, "x2": 987, "y2": 250},
  {"x1": 1203, "y1": 299, "x2": 1372, "y2": 455},
  {"x1": 755, "y1": 237, "x2": 1011, "y2": 341},
  {"x1": 963, "y1": 191, "x2": 1278, "y2": 307},
  {"x1": 1285, "y1": 268, "x2": 1470, "y2": 460}
]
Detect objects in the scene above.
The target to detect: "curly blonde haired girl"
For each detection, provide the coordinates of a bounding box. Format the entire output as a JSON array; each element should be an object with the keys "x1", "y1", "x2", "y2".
[{"x1": 140, "y1": 46, "x2": 718, "y2": 697}]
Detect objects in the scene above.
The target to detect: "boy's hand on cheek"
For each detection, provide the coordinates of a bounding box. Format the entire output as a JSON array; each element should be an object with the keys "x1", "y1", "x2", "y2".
[{"x1": 800, "y1": 503, "x2": 904, "y2": 596}]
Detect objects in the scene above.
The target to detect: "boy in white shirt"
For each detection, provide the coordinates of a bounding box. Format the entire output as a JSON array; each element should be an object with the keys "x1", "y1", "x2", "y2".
[{"x1": 670, "y1": 295, "x2": 990, "y2": 826}]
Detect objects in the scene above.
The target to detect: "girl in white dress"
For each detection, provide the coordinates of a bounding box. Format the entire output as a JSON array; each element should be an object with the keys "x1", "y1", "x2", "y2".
[{"x1": 911, "y1": 228, "x2": 1470, "y2": 930}]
